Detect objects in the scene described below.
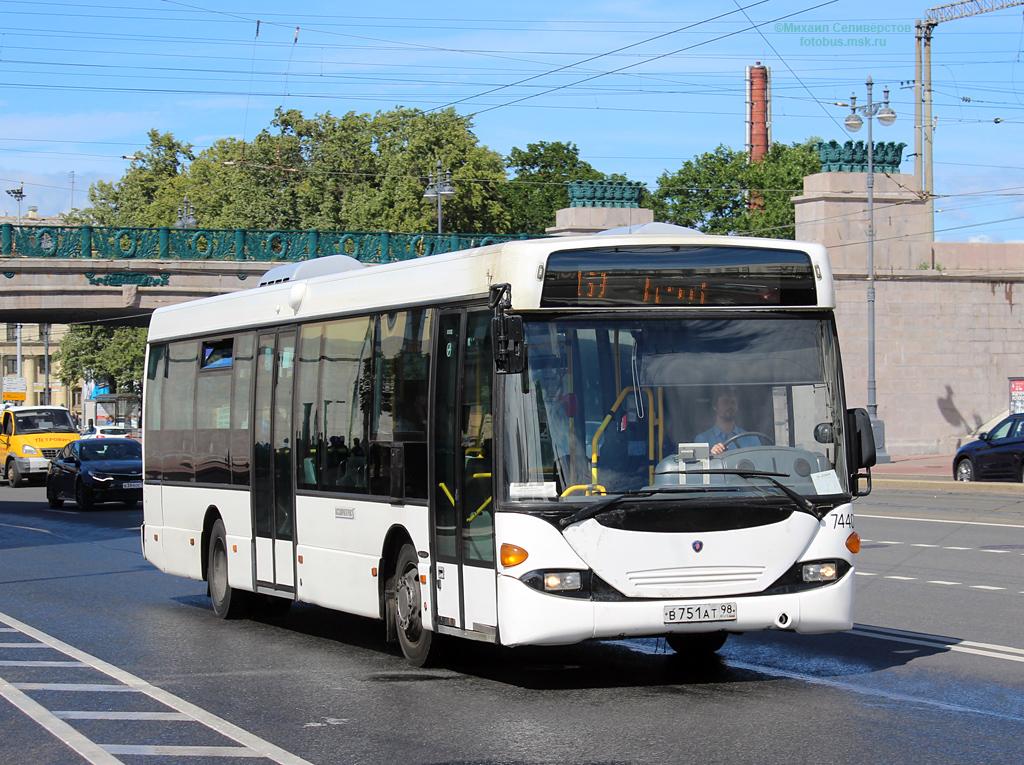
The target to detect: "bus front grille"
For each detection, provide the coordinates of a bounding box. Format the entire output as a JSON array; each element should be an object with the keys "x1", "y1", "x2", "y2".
[{"x1": 626, "y1": 565, "x2": 765, "y2": 590}]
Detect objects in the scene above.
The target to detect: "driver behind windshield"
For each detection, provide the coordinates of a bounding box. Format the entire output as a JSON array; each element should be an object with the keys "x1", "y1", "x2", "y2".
[{"x1": 695, "y1": 386, "x2": 762, "y2": 455}]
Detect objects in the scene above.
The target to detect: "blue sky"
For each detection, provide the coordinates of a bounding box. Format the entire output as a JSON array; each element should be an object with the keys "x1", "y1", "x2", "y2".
[{"x1": 1, "y1": 0, "x2": 1022, "y2": 242}]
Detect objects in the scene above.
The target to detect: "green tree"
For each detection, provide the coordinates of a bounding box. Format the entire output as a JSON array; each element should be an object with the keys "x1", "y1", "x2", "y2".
[
  {"x1": 81, "y1": 108, "x2": 512, "y2": 233},
  {"x1": 55, "y1": 326, "x2": 147, "y2": 396},
  {"x1": 651, "y1": 139, "x2": 821, "y2": 239},
  {"x1": 503, "y1": 141, "x2": 608, "y2": 236},
  {"x1": 81, "y1": 130, "x2": 195, "y2": 226}
]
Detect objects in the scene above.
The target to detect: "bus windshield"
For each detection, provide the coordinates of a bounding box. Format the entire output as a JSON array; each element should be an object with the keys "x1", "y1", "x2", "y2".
[
  {"x1": 502, "y1": 316, "x2": 849, "y2": 503},
  {"x1": 13, "y1": 409, "x2": 76, "y2": 435}
]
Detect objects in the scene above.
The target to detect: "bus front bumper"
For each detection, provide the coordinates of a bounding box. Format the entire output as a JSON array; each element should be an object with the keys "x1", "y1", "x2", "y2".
[{"x1": 496, "y1": 568, "x2": 855, "y2": 647}]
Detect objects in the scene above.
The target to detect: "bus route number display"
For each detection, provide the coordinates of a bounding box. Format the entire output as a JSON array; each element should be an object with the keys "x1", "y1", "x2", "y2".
[{"x1": 541, "y1": 246, "x2": 818, "y2": 308}]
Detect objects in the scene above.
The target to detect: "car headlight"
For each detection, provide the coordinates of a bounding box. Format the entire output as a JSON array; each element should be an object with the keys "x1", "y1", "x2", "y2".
[
  {"x1": 90, "y1": 473, "x2": 114, "y2": 482},
  {"x1": 22, "y1": 445, "x2": 39, "y2": 455}
]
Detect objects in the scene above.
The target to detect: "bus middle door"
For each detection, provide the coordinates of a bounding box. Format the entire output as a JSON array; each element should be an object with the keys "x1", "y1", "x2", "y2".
[
  {"x1": 432, "y1": 309, "x2": 497, "y2": 639},
  {"x1": 252, "y1": 329, "x2": 297, "y2": 594}
]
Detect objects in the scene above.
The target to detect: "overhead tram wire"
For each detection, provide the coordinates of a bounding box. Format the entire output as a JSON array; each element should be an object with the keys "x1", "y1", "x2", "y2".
[
  {"x1": 458, "y1": 0, "x2": 840, "y2": 118},
  {"x1": 428, "y1": 0, "x2": 774, "y2": 113}
]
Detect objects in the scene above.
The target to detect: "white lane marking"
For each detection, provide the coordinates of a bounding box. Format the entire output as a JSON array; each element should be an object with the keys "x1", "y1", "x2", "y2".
[
  {"x1": 55, "y1": 711, "x2": 189, "y2": 721},
  {"x1": 944, "y1": 546, "x2": 971, "y2": 550},
  {"x1": 885, "y1": 575, "x2": 916, "y2": 580},
  {"x1": 928, "y1": 580, "x2": 961, "y2": 585},
  {"x1": 855, "y1": 571, "x2": 877, "y2": 576},
  {"x1": 876, "y1": 540, "x2": 903, "y2": 544},
  {"x1": 970, "y1": 585, "x2": 1006, "y2": 590},
  {"x1": 981, "y1": 549, "x2": 1010, "y2": 554},
  {"x1": 0, "y1": 643, "x2": 52, "y2": 648},
  {"x1": 0, "y1": 676, "x2": 122, "y2": 765},
  {"x1": 0, "y1": 610, "x2": 313, "y2": 765},
  {"x1": 910, "y1": 544, "x2": 939, "y2": 548},
  {"x1": 859, "y1": 513, "x2": 1024, "y2": 530},
  {"x1": 625, "y1": 639, "x2": 1024, "y2": 720},
  {"x1": 0, "y1": 628, "x2": 16, "y2": 633},
  {"x1": 853, "y1": 624, "x2": 1024, "y2": 658},
  {"x1": 0, "y1": 660, "x2": 84, "y2": 667},
  {"x1": 103, "y1": 744, "x2": 263, "y2": 757},
  {"x1": 14, "y1": 683, "x2": 139, "y2": 693}
]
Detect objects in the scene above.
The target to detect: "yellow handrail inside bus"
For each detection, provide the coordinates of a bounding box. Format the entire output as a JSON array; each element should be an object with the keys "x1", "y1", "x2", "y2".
[
  {"x1": 590, "y1": 386, "x2": 657, "y2": 486},
  {"x1": 438, "y1": 482, "x2": 455, "y2": 507},
  {"x1": 561, "y1": 484, "x2": 607, "y2": 497},
  {"x1": 466, "y1": 496, "x2": 492, "y2": 523}
]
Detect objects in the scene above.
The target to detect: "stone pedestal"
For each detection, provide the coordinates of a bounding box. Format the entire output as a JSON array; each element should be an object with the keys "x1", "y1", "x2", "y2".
[{"x1": 545, "y1": 206, "x2": 654, "y2": 236}]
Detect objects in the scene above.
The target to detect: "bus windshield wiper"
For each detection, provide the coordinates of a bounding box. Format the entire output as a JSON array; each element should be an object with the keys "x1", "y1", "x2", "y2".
[
  {"x1": 558, "y1": 470, "x2": 826, "y2": 528},
  {"x1": 670, "y1": 468, "x2": 825, "y2": 519},
  {"x1": 558, "y1": 487, "x2": 703, "y2": 528}
]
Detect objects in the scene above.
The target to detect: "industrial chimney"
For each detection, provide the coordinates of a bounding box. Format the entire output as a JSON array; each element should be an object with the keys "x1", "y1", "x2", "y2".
[{"x1": 746, "y1": 63, "x2": 771, "y2": 163}]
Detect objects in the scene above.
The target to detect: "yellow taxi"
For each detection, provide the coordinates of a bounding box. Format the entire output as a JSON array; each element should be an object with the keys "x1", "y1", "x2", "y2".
[{"x1": 0, "y1": 406, "x2": 80, "y2": 487}]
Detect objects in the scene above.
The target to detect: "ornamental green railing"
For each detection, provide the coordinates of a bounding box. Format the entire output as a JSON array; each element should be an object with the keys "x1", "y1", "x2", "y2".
[{"x1": 0, "y1": 225, "x2": 531, "y2": 262}]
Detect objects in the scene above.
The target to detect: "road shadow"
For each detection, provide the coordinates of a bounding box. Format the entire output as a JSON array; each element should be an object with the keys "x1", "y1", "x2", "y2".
[{"x1": 167, "y1": 598, "x2": 955, "y2": 691}]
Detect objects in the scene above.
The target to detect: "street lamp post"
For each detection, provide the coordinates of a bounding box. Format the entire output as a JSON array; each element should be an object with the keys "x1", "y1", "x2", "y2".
[
  {"x1": 173, "y1": 196, "x2": 198, "y2": 229},
  {"x1": 842, "y1": 76, "x2": 895, "y2": 463},
  {"x1": 423, "y1": 160, "x2": 455, "y2": 234},
  {"x1": 5, "y1": 184, "x2": 25, "y2": 223}
]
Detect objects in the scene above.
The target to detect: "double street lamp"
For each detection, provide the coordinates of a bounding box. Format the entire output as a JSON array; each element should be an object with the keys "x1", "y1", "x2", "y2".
[
  {"x1": 423, "y1": 160, "x2": 455, "y2": 234},
  {"x1": 6, "y1": 184, "x2": 25, "y2": 223},
  {"x1": 841, "y1": 76, "x2": 896, "y2": 463}
]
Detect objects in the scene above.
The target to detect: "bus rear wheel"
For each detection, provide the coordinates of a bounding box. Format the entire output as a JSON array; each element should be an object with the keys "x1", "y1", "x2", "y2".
[
  {"x1": 667, "y1": 632, "x2": 728, "y2": 656},
  {"x1": 392, "y1": 543, "x2": 437, "y2": 667},
  {"x1": 208, "y1": 519, "x2": 251, "y2": 619}
]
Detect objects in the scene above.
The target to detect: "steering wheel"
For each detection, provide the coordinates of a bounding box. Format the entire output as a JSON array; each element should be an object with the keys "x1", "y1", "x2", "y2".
[{"x1": 720, "y1": 431, "x2": 774, "y2": 449}]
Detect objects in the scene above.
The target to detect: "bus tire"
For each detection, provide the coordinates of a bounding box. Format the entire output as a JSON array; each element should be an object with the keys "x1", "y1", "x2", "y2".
[
  {"x1": 666, "y1": 632, "x2": 728, "y2": 656},
  {"x1": 208, "y1": 519, "x2": 251, "y2": 619},
  {"x1": 392, "y1": 543, "x2": 437, "y2": 667},
  {"x1": 7, "y1": 460, "x2": 23, "y2": 488}
]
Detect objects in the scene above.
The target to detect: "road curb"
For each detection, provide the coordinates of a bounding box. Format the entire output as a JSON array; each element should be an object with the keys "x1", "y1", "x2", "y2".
[{"x1": 872, "y1": 477, "x2": 1024, "y2": 494}]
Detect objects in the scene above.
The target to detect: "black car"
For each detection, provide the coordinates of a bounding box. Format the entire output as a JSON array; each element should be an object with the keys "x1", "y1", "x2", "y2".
[
  {"x1": 952, "y1": 414, "x2": 1024, "y2": 482},
  {"x1": 46, "y1": 438, "x2": 143, "y2": 509}
]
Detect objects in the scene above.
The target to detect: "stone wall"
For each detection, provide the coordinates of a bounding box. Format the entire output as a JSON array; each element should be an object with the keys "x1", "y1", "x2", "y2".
[{"x1": 796, "y1": 172, "x2": 1024, "y2": 455}]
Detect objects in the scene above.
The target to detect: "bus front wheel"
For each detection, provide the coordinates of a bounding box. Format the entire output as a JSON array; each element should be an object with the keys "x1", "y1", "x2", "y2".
[
  {"x1": 392, "y1": 543, "x2": 437, "y2": 667},
  {"x1": 667, "y1": 632, "x2": 728, "y2": 656},
  {"x1": 208, "y1": 519, "x2": 251, "y2": 619}
]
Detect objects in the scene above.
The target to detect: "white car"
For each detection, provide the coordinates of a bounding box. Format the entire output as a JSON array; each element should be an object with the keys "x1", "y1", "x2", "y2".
[{"x1": 81, "y1": 426, "x2": 134, "y2": 440}]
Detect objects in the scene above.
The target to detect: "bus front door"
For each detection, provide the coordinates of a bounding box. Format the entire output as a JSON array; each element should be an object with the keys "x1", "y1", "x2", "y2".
[
  {"x1": 431, "y1": 309, "x2": 497, "y2": 639},
  {"x1": 252, "y1": 329, "x2": 297, "y2": 593}
]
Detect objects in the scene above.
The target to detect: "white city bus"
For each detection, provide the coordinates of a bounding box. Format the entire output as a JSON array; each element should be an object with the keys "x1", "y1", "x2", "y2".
[{"x1": 141, "y1": 224, "x2": 875, "y2": 666}]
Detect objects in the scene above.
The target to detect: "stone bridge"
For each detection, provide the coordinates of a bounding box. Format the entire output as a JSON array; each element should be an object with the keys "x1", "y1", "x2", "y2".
[{"x1": 0, "y1": 224, "x2": 525, "y2": 326}]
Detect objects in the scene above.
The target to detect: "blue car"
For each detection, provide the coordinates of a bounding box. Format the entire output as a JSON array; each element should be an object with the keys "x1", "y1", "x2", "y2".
[
  {"x1": 46, "y1": 438, "x2": 143, "y2": 510},
  {"x1": 952, "y1": 414, "x2": 1024, "y2": 482}
]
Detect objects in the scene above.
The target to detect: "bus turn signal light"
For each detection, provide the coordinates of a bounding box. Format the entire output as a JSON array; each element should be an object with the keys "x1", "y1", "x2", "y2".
[
  {"x1": 500, "y1": 544, "x2": 529, "y2": 567},
  {"x1": 846, "y1": 532, "x2": 861, "y2": 553}
]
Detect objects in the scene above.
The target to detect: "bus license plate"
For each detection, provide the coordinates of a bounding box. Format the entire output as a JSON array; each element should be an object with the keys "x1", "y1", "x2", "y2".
[
  {"x1": 663, "y1": 602, "x2": 737, "y2": 624},
  {"x1": 123, "y1": 481, "x2": 143, "y2": 490}
]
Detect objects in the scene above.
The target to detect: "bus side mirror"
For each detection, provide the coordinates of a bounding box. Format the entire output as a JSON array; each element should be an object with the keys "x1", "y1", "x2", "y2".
[
  {"x1": 846, "y1": 408, "x2": 876, "y2": 496},
  {"x1": 492, "y1": 315, "x2": 524, "y2": 374},
  {"x1": 490, "y1": 282, "x2": 525, "y2": 375}
]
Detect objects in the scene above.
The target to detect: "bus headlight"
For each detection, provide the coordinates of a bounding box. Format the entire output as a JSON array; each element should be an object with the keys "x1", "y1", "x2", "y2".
[
  {"x1": 22, "y1": 445, "x2": 39, "y2": 455},
  {"x1": 521, "y1": 569, "x2": 590, "y2": 597},
  {"x1": 802, "y1": 561, "x2": 838, "y2": 582},
  {"x1": 542, "y1": 571, "x2": 581, "y2": 591}
]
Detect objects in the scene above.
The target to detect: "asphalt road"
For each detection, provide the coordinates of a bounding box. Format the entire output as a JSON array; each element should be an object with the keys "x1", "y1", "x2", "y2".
[{"x1": 1, "y1": 483, "x2": 1023, "y2": 765}]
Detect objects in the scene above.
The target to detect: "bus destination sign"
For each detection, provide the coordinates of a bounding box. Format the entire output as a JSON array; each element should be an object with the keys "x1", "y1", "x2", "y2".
[{"x1": 541, "y1": 246, "x2": 818, "y2": 308}]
